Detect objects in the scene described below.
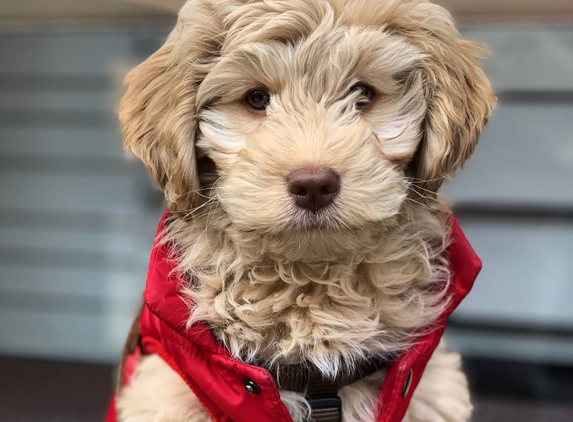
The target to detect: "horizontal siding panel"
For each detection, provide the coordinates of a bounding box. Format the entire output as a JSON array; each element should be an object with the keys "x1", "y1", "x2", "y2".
[
  {"x1": 0, "y1": 173, "x2": 143, "y2": 213},
  {"x1": 0, "y1": 91, "x2": 113, "y2": 112},
  {"x1": 464, "y1": 27, "x2": 573, "y2": 91},
  {"x1": 0, "y1": 309, "x2": 136, "y2": 363},
  {"x1": 0, "y1": 155, "x2": 137, "y2": 176},
  {"x1": 0, "y1": 208, "x2": 162, "y2": 233},
  {"x1": 444, "y1": 103, "x2": 573, "y2": 205},
  {"x1": 446, "y1": 329, "x2": 573, "y2": 365},
  {"x1": 0, "y1": 290, "x2": 139, "y2": 317},
  {"x1": 0, "y1": 73, "x2": 111, "y2": 92},
  {"x1": 454, "y1": 218, "x2": 573, "y2": 325},
  {"x1": 0, "y1": 227, "x2": 152, "y2": 255},
  {"x1": 0, "y1": 108, "x2": 114, "y2": 128},
  {"x1": 0, "y1": 128, "x2": 125, "y2": 158},
  {"x1": 0, "y1": 266, "x2": 145, "y2": 298},
  {"x1": 0, "y1": 246, "x2": 146, "y2": 272},
  {"x1": 0, "y1": 32, "x2": 166, "y2": 74}
]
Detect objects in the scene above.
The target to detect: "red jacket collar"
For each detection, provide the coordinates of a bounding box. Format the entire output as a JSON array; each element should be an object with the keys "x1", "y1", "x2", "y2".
[{"x1": 137, "y1": 211, "x2": 481, "y2": 422}]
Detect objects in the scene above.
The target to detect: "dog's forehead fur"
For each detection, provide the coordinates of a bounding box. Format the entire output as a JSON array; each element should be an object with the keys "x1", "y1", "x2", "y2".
[
  {"x1": 186, "y1": 0, "x2": 434, "y2": 107},
  {"x1": 197, "y1": 6, "x2": 424, "y2": 103},
  {"x1": 199, "y1": 29, "x2": 421, "y2": 105}
]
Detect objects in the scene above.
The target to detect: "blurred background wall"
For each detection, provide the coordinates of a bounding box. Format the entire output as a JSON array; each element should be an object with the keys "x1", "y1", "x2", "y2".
[{"x1": 0, "y1": 1, "x2": 572, "y2": 421}]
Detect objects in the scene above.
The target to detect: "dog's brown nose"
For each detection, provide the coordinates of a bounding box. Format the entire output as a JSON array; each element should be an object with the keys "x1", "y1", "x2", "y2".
[{"x1": 287, "y1": 168, "x2": 340, "y2": 213}]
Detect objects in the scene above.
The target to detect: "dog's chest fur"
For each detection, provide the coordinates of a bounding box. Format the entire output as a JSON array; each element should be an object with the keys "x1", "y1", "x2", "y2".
[{"x1": 166, "y1": 206, "x2": 450, "y2": 378}]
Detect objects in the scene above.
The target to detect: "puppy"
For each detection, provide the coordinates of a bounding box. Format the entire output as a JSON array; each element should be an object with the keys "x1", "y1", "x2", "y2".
[{"x1": 114, "y1": 1, "x2": 495, "y2": 421}]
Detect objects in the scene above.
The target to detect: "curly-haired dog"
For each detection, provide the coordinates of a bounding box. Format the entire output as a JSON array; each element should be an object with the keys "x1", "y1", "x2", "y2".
[{"x1": 112, "y1": 1, "x2": 495, "y2": 421}]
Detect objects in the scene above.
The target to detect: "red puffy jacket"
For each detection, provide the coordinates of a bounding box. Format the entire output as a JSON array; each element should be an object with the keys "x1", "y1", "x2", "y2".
[{"x1": 106, "y1": 212, "x2": 481, "y2": 422}]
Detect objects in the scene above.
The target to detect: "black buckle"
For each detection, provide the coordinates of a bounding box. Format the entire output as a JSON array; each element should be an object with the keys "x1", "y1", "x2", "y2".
[{"x1": 306, "y1": 394, "x2": 342, "y2": 412}]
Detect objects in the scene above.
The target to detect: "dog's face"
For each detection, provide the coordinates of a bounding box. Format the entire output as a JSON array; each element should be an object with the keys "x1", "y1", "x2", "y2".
[
  {"x1": 120, "y1": 0, "x2": 495, "y2": 254},
  {"x1": 198, "y1": 20, "x2": 426, "y2": 234}
]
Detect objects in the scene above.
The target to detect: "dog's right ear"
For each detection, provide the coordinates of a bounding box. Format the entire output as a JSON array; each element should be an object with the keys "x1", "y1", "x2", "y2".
[
  {"x1": 119, "y1": 0, "x2": 227, "y2": 213},
  {"x1": 119, "y1": 44, "x2": 198, "y2": 212}
]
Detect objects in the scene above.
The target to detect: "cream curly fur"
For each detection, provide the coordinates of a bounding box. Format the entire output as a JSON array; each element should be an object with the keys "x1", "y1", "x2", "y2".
[
  {"x1": 118, "y1": 355, "x2": 212, "y2": 422},
  {"x1": 116, "y1": 0, "x2": 495, "y2": 421},
  {"x1": 404, "y1": 346, "x2": 473, "y2": 422}
]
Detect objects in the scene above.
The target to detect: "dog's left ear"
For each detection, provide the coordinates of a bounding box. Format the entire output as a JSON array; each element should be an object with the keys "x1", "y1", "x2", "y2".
[{"x1": 411, "y1": 10, "x2": 496, "y2": 195}]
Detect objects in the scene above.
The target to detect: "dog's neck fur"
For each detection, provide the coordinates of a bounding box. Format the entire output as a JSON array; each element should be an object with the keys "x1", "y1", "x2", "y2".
[{"x1": 164, "y1": 202, "x2": 450, "y2": 378}]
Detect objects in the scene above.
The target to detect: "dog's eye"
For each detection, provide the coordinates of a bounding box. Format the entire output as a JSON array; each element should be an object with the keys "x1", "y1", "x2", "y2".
[
  {"x1": 351, "y1": 84, "x2": 375, "y2": 110},
  {"x1": 245, "y1": 90, "x2": 271, "y2": 111}
]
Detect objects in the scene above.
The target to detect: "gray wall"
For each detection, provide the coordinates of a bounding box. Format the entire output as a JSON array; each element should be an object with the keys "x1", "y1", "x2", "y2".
[
  {"x1": 0, "y1": 25, "x2": 571, "y2": 365},
  {"x1": 0, "y1": 29, "x2": 167, "y2": 363},
  {"x1": 444, "y1": 26, "x2": 573, "y2": 364}
]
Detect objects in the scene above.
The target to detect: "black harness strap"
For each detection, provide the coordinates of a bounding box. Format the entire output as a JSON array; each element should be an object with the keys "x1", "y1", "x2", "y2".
[{"x1": 271, "y1": 357, "x2": 389, "y2": 422}]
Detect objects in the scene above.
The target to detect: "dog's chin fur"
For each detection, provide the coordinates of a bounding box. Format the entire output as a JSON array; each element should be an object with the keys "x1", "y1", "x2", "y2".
[{"x1": 117, "y1": 0, "x2": 496, "y2": 420}]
